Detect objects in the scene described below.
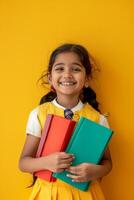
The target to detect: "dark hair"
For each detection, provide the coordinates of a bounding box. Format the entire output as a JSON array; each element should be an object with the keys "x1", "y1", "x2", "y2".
[{"x1": 38, "y1": 43, "x2": 100, "y2": 112}]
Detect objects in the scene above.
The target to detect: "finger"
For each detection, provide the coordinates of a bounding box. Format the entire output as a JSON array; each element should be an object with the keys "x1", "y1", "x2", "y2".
[
  {"x1": 63, "y1": 156, "x2": 74, "y2": 162},
  {"x1": 66, "y1": 174, "x2": 82, "y2": 182},
  {"x1": 59, "y1": 157, "x2": 74, "y2": 165},
  {"x1": 66, "y1": 166, "x2": 81, "y2": 175},
  {"x1": 59, "y1": 163, "x2": 72, "y2": 169},
  {"x1": 62, "y1": 157, "x2": 74, "y2": 164},
  {"x1": 60, "y1": 152, "x2": 74, "y2": 159}
]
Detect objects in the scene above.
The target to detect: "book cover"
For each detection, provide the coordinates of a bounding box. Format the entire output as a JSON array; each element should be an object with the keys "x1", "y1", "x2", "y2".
[
  {"x1": 53, "y1": 116, "x2": 113, "y2": 190},
  {"x1": 34, "y1": 114, "x2": 76, "y2": 181}
]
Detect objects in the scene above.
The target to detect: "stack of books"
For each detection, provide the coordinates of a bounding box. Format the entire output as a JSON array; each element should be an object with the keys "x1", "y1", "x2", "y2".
[{"x1": 34, "y1": 114, "x2": 113, "y2": 191}]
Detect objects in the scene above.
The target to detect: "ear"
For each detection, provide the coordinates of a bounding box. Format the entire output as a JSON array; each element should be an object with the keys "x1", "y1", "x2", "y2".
[
  {"x1": 84, "y1": 77, "x2": 90, "y2": 88},
  {"x1": 48, "y1": 73, "x2": 52, "y2": 85}
]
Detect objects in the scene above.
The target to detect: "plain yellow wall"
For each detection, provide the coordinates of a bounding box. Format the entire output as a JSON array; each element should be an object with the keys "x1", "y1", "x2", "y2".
[{"x1": 0, "y1": 0, "x2": 134, "y2": 199}]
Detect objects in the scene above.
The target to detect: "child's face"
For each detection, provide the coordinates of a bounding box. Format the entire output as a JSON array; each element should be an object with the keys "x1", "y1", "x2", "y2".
[{"x1": 48, "y1": 52, "x2": 88, "y2": 98}]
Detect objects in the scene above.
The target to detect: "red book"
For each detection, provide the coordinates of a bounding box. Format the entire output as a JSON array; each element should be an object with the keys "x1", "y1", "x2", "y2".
[{"x1": 34, "y1": 114, "x2": 76, "y2": 181}]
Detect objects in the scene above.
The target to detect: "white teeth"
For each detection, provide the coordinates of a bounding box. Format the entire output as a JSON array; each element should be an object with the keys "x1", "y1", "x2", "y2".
[{"x1": 60, "y1": 82, "x2": 75, "y2": 86}]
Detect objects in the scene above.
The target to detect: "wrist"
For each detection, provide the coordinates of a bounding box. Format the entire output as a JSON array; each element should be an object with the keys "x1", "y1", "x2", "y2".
[
  {"x1": 99, "y1": 160, "x2": 112, "y2": 178},
  {"x1": 40, "y1": 156, "x2": 50, "y2": 170}
]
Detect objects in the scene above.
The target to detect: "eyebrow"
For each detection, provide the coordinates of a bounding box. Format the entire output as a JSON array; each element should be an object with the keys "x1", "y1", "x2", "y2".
[{"x1": 53, "y1": 62, "x2": 83, "y2": 68}]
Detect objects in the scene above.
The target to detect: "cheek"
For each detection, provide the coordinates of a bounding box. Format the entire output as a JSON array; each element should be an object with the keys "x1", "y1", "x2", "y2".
[
  {"x1": 50, "y1": 74, "x2": 58, "y2": 82},
  {"x1": 78, "y1": 74, "x2": 86, "y2": 84}
]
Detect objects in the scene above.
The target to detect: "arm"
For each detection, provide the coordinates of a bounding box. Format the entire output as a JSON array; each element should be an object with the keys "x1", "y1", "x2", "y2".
[
  {"x1": 99, "y1": 146, "x2": 112, "y2": 177},
  {"x1": 19, "y1": 134, "x2": 74, "y2": 174},
  {"x1": 19, "y1": 134, "x2": 45, "y2": 173}
]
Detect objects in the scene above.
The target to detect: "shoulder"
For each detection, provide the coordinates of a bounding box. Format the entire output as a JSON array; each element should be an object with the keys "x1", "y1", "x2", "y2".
[
  {"x1": 38, "y1": 102, "x2": 54, "y2": 111},
  {"x1": 26, "y1": 106, "x2": 41, "y2": 137},
  {"x1": 82, "y1": 103, "x2": 100, "y2": 117},
  {"x1": 26, "y1": 106, "x2": 39, "y2": 123},
  {"x1": 84, "y1": 103, "x2": 100, "y2": 113},
  {"x1": 28, "y1": 107, "x2": 39, "y2": 117},
  {"x1": 99, "y1": 114, "x2": 110, "y2": 128},
  {"x1": 27, "y1": 103, "x2": 50, "y2": 119},
  {"x1": 75, "y1": 103, "x2": 100, "y2": 122},
  {"x1": 83, "y1": 104, "x2": 110, "y2": 128}
]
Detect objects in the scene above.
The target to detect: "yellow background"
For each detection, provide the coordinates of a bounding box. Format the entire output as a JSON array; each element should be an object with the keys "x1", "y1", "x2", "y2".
[{"x1": 0, "y1": 0, "x2": 134, "y2": 199}]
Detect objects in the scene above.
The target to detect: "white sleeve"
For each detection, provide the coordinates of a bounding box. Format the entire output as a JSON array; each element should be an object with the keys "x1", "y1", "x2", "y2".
[
  {"x1": 26, "y1": 107, "x2": 41, "y2": 138},
  {"x1": 99, "y1": 115, "x2": 110, "y2": 128}
]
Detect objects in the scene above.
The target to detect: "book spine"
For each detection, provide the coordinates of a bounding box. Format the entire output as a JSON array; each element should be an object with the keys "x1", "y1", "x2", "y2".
[
  {"x1": 66, "y1": 117, "x2": 84, "y2": 152},
  {"x1": 96, "y1": 131, "x2": 113, "y2": 164},
  {"x1": 36, "y1": 114, "x2": 53, "y2": 157}
]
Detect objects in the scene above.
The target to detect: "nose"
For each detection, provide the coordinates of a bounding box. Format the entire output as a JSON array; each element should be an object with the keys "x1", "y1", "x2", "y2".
[{"x1": 63, "y1": 69, "x2": 73, "y2": 78}]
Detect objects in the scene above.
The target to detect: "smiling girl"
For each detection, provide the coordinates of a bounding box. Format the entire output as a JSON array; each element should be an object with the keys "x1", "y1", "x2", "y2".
[{"x1": 19, "y1": 43, "x2": 112, "y2": 200}]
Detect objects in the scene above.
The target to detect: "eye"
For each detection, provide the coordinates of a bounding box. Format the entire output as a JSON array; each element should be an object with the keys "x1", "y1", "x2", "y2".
[
  {"x1": 72, "y1": 66, "x2": 81, "y2": 72},
  {"x1": 54, "y1": 67, "x2": 64, "y2": 71}
]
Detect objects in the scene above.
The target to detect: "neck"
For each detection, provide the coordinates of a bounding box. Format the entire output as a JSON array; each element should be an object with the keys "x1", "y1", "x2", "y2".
[{"x1": 56, "y1": 95, "x2": 79, "y2": 109}]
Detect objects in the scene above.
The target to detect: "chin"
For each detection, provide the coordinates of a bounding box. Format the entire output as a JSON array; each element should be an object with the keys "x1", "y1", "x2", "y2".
[{"x1": 60, "y1": 90, "x2": 79, "y2": 96}]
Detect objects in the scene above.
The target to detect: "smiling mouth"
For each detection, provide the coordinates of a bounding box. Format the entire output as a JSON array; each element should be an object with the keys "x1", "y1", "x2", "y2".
[{"x1": 59, "y1": 82, "x2": 76, "y2": 86}]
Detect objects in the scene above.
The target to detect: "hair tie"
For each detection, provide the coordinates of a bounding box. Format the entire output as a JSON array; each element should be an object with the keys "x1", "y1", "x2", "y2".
[{"x1": 51, "y1": 85, "x2": 56, "y2": 92}]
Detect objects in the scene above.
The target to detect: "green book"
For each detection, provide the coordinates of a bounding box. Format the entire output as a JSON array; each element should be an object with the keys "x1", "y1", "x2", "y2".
[{"x1": 53, "y1": 116, "x2": 113, "y2": 191}]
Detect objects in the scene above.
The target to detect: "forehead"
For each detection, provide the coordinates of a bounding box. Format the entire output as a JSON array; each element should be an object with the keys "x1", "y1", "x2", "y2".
[{"x1": 54, "y1": 52, "x2": 81, "y2": 64}]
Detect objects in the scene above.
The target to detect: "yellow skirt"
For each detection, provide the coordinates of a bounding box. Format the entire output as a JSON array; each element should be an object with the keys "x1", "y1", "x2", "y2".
[{"x1": 28, "y1": 178, "x2": 105, "y2": 200}]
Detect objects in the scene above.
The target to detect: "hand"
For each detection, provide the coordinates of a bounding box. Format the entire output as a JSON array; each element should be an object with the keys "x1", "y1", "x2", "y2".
[
  {"x1": 66, "y1": 163, "x2": 102, "y2": 182},
  {"x1": 43, "y1": 152, "x2": 74, "y2": 173}
]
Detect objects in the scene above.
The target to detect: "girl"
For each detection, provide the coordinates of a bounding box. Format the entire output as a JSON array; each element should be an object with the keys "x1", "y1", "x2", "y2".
[{"x1": 19, "y1": 43, "x2": 112, "y2": 200}]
